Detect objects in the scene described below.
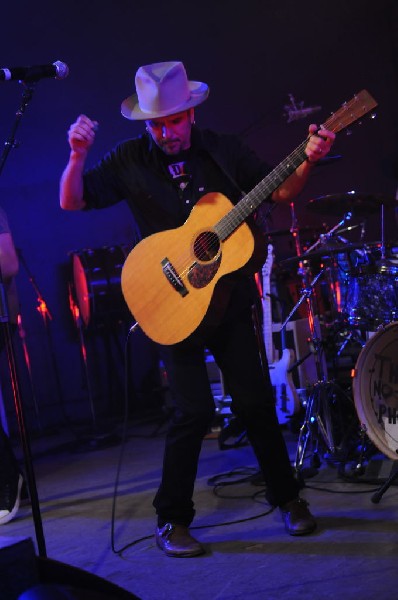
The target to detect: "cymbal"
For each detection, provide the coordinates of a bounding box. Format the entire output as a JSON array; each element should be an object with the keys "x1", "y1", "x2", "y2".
[
  {"x1": 281, "y1": 241, "x2": 366, "y2": 266},
  {"x1": 306, "y1": 192, "x2": 397, "y2": 216}
]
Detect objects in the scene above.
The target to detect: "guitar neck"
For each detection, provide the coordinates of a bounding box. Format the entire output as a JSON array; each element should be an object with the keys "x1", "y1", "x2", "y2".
[
  {"x1": 215, "y1": 143, "x2": 306, "y2": 241},
  {"x1": 214, "y1": 89, "x2": 377, "y2": 242}
]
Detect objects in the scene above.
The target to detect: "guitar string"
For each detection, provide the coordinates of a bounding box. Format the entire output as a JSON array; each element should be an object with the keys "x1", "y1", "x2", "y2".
[{"x1": 166, "y1": 93, "x2": 373, "y2": 284}]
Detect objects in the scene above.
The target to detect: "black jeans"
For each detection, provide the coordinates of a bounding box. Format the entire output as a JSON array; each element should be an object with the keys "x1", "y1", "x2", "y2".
[{"x1": 153, "y1": 303, "x2": 300, "y2": 527}]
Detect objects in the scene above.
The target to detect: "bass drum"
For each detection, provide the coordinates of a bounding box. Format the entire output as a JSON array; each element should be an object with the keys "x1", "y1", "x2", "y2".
[
  {"x1": 353, "y1": 322, "x2": 398, "y2": 460},
  {"x1": 72, "y1": 245, "x2": 132, "y2": 328}
]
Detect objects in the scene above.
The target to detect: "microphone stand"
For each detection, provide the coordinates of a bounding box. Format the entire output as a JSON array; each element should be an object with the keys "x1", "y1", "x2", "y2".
[
  {"x1": 0, "y1": 82, "x2": 36, "y2": 176},
  {"x1": 0, "y1": 80, "x2": 47, "y2": 557}
]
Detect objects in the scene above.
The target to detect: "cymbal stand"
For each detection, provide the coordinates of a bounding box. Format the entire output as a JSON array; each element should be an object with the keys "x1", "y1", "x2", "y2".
[
  {"x1": 380, "y1": 203, "x2": 386, "y2": 262},
  {"x1": 289, "y1": 201, "x2": 302, "y2": 257},
  {"x1": 298, "y1": 211, "x2": 353, "y2": 278},
  {"x1": 376, "y1": 202, "x2": 394, "y2": 268}
]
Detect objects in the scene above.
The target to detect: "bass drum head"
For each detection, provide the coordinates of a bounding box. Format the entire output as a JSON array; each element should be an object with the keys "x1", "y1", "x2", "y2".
[{"x1": 353, "y1": 322, "x2": 398, "y2": 460}]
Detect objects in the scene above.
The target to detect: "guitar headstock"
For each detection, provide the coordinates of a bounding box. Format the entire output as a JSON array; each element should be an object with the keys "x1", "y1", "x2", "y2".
[
  {"x1": 322, "y1": 90, "x2": 378, "y2": 135},
  {"x1": 262, "y1": 243, "x2": 274, "y2": 279}
]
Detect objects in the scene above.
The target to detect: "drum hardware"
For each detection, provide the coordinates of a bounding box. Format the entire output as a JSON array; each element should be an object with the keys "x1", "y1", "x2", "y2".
[
  {"x1": 378, "y1": 201, "x2": 387, "y2": 265},
  {"x1": 371, "y1": 463, "x2": 398, "y2": 504},
  {"x1": 281, "y1": 240, "x2": 366, "y2": 266},
  {"x1": 333, "y1": 222, "x2": 364, "y2": 237},
  {"x1": 337, "y1": 423, "x2": 376, "y2": 480},
  {"x1": 282, "y1": 211, "x2": 364, "y2": 324},
  {"x1": 285, "y1": 212, "x2": 365, "y2": 472},
  {"x1": 274, "y1": 266, "x2": 355, "y2": 478},
  {"x1": 301, "y1": 211, "x2": 353, "y2": 257},
  {"x1": 265, "y1": 225, "x2": 325, "y2": 238},
  {"x1": 289, "y1": 200, "x2": 303, "y2": 261},
  {"x1": 335, "y1": 328, "x2": 365, "y2": 358}
]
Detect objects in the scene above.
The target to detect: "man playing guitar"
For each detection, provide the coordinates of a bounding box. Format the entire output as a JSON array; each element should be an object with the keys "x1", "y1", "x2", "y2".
[{"x1": 60, "y1": 60, "x2": 337, "y2": 556}]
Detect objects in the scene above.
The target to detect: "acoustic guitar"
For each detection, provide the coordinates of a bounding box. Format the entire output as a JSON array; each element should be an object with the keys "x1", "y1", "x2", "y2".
[{"x1": 121, "y1": 90, "x2": 377, "y2": 345}]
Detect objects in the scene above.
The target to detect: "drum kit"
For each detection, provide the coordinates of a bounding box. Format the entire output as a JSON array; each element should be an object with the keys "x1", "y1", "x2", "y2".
[{"x1": 268, "y1": 190, "x2": 398, "y2": 493}]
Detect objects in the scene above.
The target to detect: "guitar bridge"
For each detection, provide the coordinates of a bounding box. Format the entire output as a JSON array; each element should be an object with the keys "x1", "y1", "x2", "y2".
[{"x1": 161, "y1": 257, "x2": 188, "y2": 297}]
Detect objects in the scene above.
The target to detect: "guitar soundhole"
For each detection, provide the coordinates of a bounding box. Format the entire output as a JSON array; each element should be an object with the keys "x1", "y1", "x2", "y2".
[{"x1": 193, "y1": 231, "x2": 220, "y2": 262}]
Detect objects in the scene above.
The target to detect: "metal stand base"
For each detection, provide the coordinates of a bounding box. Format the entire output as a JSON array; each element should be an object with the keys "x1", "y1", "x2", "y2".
[
  {"x1": 294, "y1": 379, "x2": 358, "y2": 478},
  {"x1": 371, "y1": 462, "x2": 398, "y2": 504}
]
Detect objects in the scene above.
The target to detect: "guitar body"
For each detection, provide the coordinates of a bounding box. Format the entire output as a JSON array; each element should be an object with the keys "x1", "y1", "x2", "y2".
[
  {"x1": 121, "y1": 192, "x2": 255, "y2": 345},
  {"x1": 269, "y1": 349, "x2": 300, "y2": 425}
]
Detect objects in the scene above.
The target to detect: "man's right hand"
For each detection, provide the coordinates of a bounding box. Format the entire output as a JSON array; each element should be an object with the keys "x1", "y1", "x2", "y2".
[{"x1": 60, "y1": 114, "x2": 98, "y2": 210}]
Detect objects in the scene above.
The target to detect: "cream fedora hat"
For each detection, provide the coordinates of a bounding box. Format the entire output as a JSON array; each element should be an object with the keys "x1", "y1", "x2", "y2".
[{"x1": 121, "y1": 61, "x2": 209, "y2": 120}]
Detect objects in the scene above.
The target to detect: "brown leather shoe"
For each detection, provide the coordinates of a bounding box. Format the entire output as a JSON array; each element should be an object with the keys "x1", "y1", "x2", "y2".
[
  {"x1": 156, "y1": 523, "x2": 205, "y2": 557},
  {"x1": 280, "y1": 498, "x2": 317, "y2": 536}
]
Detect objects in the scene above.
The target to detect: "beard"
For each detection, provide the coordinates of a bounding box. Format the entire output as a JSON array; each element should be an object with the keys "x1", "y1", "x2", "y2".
[{"x1": 159, "y1": 138, "x2": 183, "y2": 155}]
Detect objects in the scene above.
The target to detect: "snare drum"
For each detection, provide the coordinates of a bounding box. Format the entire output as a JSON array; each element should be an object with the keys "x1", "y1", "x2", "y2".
[
  {"x1": 72, "y1": 245, "x2": 132, "y2": 327},
  {"x1": 353, "y1": 322, "x2": 398, "y2": 460}
]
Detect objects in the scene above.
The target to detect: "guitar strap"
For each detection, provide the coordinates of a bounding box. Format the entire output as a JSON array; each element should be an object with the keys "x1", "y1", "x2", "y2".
[
  {"x1": 203, "y1": 147, "x2": 247, "y2": 198},
  {"x1": 203, "y1": 146, "x2": 278, "y2": 231}
]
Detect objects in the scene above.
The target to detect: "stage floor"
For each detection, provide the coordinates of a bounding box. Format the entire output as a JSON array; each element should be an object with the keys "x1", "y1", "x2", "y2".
[{"x1": 3, "y1": 413, "x2": 398, "y2": 600}]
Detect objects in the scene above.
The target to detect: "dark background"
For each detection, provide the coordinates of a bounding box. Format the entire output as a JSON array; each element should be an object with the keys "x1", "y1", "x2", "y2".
[{"x1": 0, "y1": 0, "x2": 397, "y2": 435}]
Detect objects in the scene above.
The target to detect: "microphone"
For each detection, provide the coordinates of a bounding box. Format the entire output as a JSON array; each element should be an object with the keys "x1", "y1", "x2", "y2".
[{"x1": 0, "y1": 60, "x2": 69, "y2": 82}]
